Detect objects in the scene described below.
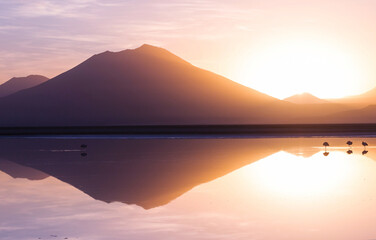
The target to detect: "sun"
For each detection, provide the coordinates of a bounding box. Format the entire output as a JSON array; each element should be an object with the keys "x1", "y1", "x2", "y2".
[{"x1": 234, "y1": 38, "x2": 367, "y2": 99}]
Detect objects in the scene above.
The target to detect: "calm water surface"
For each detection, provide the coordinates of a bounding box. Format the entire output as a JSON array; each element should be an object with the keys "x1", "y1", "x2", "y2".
[{"x1": 0, "y1": 137, "x2": 376, "y2": 240}]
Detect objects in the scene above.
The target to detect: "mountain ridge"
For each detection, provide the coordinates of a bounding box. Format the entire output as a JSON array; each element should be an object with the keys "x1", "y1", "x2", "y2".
[{"x1": 0, "y1": 75, "x2": 49, "y2": 97}]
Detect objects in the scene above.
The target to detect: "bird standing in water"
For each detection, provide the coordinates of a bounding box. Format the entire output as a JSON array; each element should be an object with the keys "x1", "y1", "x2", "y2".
[
  {"x1": 362, "y1": 141, "x2": 368, "y2": 150},
  {"x1": 80, "y1": 144, "x2": 88, "y2": 157},
  {"x1": 323, "y1": 142, "x2": 329, "y2": 151},
  {"x1": 323, "y1": 142, "x2": 330, "y2": 156}
]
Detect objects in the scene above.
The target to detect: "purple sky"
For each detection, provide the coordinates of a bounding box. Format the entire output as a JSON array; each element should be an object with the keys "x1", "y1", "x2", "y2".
[{"x1": 0, "y1": 0, "x2": 375, "y2": 98}]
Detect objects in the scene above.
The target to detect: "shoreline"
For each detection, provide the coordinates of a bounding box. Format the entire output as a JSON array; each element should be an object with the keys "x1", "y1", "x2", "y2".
[{"x1": 0, "y1": 124, "x2": 376, "y2": 137}]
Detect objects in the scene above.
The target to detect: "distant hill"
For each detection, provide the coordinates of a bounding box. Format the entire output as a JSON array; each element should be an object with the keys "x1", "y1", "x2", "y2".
[
  {"x1": 284, "y1": 92, "x2": 329, "y2": 104},
  {"x1": 353, "y1": 87, "x2": 376, "y2": 99},
  {"x1": 0, "y1": 75, "x2": 49, "y2": 97},
  {"x1": 328, "y1": 87, "x2": 376, "y2": 107},
  {"x1": 316, "y1": 104, "x2": 376, "y2": 123}
]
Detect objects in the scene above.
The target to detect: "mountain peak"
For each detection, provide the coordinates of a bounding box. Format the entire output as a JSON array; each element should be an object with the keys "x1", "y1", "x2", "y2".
[
  {"x1": 133, "y1": 43, "x2": 169, "y2": 55},
  {"x1": 131, "y1": 44, "x2": 190, "y2": 65},
  {"x1": 284, "y1": 92, "x2": 329, "y2": 104},
  {"x1": 137, "y1": 43, "x2": 158, "y2": 50},
  {"x1": 93, "y1": 44, "x2": 190, "y2": 66}
]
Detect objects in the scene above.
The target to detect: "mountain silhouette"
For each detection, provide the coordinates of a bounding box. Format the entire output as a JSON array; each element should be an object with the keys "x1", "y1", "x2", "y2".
[
  {"x1": 0, "y1": 75, "x2": 49, "y2": 97},
  {"x1": 0, "y1": 44, "x2": 283, "y2": 126},
  {"x1": 0, "y1": 44, "x2": 355, "y2": 126},
  {"x1": 284, "y1": 92, "x2": 329, "y2": 104}
]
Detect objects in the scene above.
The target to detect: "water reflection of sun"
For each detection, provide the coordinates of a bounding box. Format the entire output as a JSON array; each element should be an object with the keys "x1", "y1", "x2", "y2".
[{"x1": 242, "y1": 151, "x2": 357, "y2": 198}]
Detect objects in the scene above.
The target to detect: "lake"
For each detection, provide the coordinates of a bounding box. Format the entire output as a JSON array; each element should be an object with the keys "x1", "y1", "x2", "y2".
[{"x1": 0, "y1": 137, "x2": 375, "y2": 240}]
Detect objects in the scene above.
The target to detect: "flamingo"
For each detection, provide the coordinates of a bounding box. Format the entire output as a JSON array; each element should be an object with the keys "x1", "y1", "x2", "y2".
[
  {"x1": 346, "y1": 141, "x2": 353, "y2": 149},
  {"x1": 323, "y1": 142, "x2": 329, "y2": 152},
  {"x1": 362, "y1": 141, "x2": 368, "y2": 150}
]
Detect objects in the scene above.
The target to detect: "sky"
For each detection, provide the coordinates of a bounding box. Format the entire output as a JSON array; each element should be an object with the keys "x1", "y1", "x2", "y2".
[{"x1": 0, "y1": 0, "x2": 375, "y2": 99}]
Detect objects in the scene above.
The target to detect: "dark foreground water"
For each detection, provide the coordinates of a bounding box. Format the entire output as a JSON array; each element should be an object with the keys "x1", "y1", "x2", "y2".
[{"x1": 0, "y1": 137, "x2": 376, "y2": 240}]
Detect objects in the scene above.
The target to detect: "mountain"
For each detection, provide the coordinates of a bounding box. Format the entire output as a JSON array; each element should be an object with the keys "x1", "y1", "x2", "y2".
[
  {"x1": 0, "y1": 44, "x2": 353, "y2": 126},
  {"x1": 0, "y1": 75, "x2": 49, "y2": 97},
  {"x1": 0, "y1": 44, "x2": 284, "y2": 126},
  {"x1": 284, "y1": 92, "x2": 329, "y2": 104},
  {"x1": 315, "y1": 104, "x2": 376, "y2": 123},
  {"x1": 315, "y1": 86, "x2": 376, "y2": 122},
  {"x1": 327, "y1": 87, "x2": 376, "y2": 107},
  {"x1": 351, "y1": 87, "x2": 376, "y2": 99}
]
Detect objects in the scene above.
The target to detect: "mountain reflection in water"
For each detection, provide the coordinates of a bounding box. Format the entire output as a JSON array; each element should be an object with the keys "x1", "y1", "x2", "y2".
[{"x1": 1, "y1": 137, "x2": 376, "y2": 240}]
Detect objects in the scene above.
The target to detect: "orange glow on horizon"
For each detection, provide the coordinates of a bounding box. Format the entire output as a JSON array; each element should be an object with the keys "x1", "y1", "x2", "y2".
[{"x1": 232, "y1": 37, "x2": 371, "y2": 99}]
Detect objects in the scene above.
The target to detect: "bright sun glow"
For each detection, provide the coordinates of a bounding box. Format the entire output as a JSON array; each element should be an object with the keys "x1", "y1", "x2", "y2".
[
  {"x1": 235, "y1": 38, "x2": 367, "y2": 99},
  {"x1": 242, "y1": 151, "x2": 355, "y2": 198}
]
